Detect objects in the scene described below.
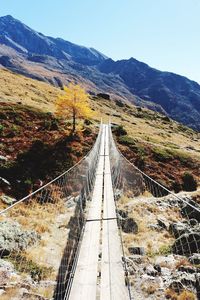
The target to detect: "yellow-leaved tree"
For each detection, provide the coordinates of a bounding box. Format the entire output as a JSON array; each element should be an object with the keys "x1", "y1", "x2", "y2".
[{"x1": 55, "y1": 83, "x2": 93, "y2": 132}]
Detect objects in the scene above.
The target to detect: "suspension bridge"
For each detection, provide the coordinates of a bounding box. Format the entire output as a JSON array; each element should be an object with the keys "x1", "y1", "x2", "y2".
[{"x1": 0, "y1": 123, "x2": 200, "y2": 300}]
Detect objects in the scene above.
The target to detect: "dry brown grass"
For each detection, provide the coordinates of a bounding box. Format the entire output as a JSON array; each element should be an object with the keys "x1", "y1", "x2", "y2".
[
  {"x1": 0, "y1": 288, "x2": 19, "y2": 300},
  {"x1": 7, "y1": 191, "x2": 65, "y2": 234},
  {"x1": 141, "y1": 282, "x2": 159, "y2": 295},
  {"x1": 165, "y1": 289, "x2": 197, "y2": 300},
  {"x1": 0, "y1": 68, "x2": 60, "y2": 112},
  {"x1": 175, "y1": 258, "x2": 191, "y2": 269}
]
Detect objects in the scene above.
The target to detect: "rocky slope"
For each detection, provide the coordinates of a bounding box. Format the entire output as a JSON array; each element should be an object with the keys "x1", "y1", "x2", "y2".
[{"x1": 0, "y1": 15, "x2": 200, "y2": 130}]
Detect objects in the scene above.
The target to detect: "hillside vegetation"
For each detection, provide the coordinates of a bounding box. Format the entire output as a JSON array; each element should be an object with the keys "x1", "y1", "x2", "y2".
[{"x1": 0, "y1": 68, "x2": 199, "y2": 199}]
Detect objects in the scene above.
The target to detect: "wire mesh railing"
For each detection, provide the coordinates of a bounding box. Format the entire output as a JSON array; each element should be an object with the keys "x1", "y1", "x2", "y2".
[
  {"x1": 0, "y1": 124, "x2": 103, "y2": 300},
  {"x1": 108, "y1": 123, "x2": 200, "y2": 299}
]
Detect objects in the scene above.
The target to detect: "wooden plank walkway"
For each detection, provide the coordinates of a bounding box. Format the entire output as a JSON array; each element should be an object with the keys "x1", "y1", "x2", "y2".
[
  {"x1": 68, "y1": 124, "x2": 128, "y2": 300},
  {"x1": 100, "y1": 125, "x2": 128, "y2": 300}
]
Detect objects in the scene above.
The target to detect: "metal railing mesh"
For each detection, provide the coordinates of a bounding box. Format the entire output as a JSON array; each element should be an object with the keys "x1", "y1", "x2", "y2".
[
  {"x1": 108, "y1": 123, "x2": 200, "y2": 299},
  {"x1": 0, "y1": 125, "x2": 103, "y2": 300}
]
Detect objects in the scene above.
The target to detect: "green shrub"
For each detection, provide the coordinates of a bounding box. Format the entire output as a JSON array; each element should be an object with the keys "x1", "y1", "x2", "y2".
[
  {"x1": 153, "y1": 147, "x2": 173, "y2": 162},
  {"x1": 158, "y1": 245, "x2": 172, "y2": 255},
  {"x1": 172, "y1": 181, "x2": 182, "y2": 193},
  {"x1": 118, "y1": 135, "x2": 136, "y2": 145},
  {"x1": 114, "y1": 125, "x2": 127, "y2": 136},
  {"x1": 115, "y1": 100, "x2": 124, "y2": 107},
  {"x1": 182, "y1": 172, "x2": 197, "y2": 191},
  {"x1": 0, "y1": 124, "x2": 4, "y2": 134},
  {"x1": 84, "y1": 119, "x2": 92, "y2": 125},
  {"x1": 8, "y1": 253, "x2": 53, "y2": 281}
]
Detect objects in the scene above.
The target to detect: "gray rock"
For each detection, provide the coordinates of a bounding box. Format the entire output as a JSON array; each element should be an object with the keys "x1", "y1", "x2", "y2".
[
  {"x1": 178, "y1": 265, "x2": 196, "y2": 274},
  {"x1": 0, "y1": 195, "x2": 17, "y2": 205},
  {"x1": 144, "y1": 264, "x2": 159, "y2": 277},
  {"x1": 0, "y1": 155, "x2": 8, "y2": 162},
  {"x1": 65, "y1": 197, "x2": 76, "y2": 208},
  {"x1": 148, "y1": 224, "x2": 163, "y2": 231},
  {"x1": 128, "y1": 255, "x2": 144, "y2": 264},
  {"x1": 157, "y1": 217, "x2": 169, "y2": 230},
  {"x1": 179, "y1": 273, "x2": 196, "y2": 287},
  {"x1": 0, "y1": 259, "x2": 14, "y2": 271},
  {"x1": 114, "y1": 189, "x2": 123, "y2": 200},
  {"x1": 154, "y1": 264, "x2": 162, "y2": 274},
  {"x1": 121, "y1": 218, "x2": 138, "y2": 233},
  {"x1": 172, "y1": 232, "x2": 200, "y2": 255},
  {"x1": 118, "y1": 210, "x2": 128, "y2": 219},
  {"x1": 123, "y1": 257, "x2": 138, "y2": 274},
  {"x1": 169, "y1": 222, "x2": 189, "y2": 238},
  {"x1": 0, "y1": 221, "x2": 40, "y2": 256},
  {"x1": 128, "y1": 246, "x2": 145, "y2": 255},
  {"x1": 155, "y1": 255, "x2": 177, "y2": 269},
  {"x1": 0, "y1": 260, "x2": 14, "y2": 285},
  {"x1": 189, "y1": 253, "x2": 200, "y2": 265}
]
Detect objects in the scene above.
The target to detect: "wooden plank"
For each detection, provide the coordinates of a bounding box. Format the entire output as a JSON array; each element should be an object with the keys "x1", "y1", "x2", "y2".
[
  {"x1": 100, "y1": 126, "x2": 128, "y2": 300},
  {"x1": 68, "y1": 127, "x2": 105, "y2": 300}
]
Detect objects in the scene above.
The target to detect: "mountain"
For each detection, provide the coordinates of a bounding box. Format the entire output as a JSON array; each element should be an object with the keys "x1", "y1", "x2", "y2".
[
  {"x1": 0, "y1": 15, "x2": 200, "y2": 131},
  {"x1": 98, "y1": 58, "x2": 200, "y2": 130},
  {"x1": 0, "y1": 15, "x2": 107, "y2": 65}
]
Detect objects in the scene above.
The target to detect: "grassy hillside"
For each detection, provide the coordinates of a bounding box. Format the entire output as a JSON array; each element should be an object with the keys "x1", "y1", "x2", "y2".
[
  {"x1": 0, "y1": 69, "x2": 98, "y2": 198},
  {"x1": 0, "y1": 68, "x2": 199, "y2": 197},
  {"x1": 90, "y1": 96, "x2": 200, "y2": 190}
]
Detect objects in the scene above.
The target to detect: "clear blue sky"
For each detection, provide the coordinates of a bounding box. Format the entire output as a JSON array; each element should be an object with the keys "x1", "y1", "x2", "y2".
[{"x1": 1, "y1": 0, "x2": 200, "y2": 83}]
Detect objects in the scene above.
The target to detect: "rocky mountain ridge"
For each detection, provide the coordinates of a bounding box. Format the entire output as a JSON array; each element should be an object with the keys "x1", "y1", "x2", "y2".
[{"x1": 0, "y1": 15, "x2": 200, "y2": 131}]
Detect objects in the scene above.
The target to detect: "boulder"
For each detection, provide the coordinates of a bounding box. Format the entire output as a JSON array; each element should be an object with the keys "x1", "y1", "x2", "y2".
[
  {"x1": 155, "y1": 255, "x2": 177, "y2": 269},
  {"x1": 148, "y1": 224, "x2": 163, "y2": 231},
  {"x1": 0, "y1": 155, "x2": 8, "y2": 162},
  {"x1": 0, "y1": 259, "x2": 15, "y2": 285},
  {"x1": 180, "y1": 273, "x2": 196, "y2": 288},
  {"x1": 157, "y1": 217, "x2": 169, "y2": 230},
  {"x1": 128, "y1": 255, "x2": 144, "y2": 264},
  {"x1": 189, "y1": 253, "x2": 200, "y2": 265},
  {"x1": 172, "y1": 232, "x2": 200, "y2": 255},
  {"x1": 128, "y1": 246, "x2": 145, "y2": 255},
  {"x1": 169, "y1": 222, "x2": 190, "y2": 238},
  {"x1": 0, "y1": 221, "x2": 40, "y2": 257},
  {"x1": 144, "y1": 264, "x2": 159, "y2": 277},
  {"x1": 154, "y1": 264, "x2": 162, "y2": 274},
  {"x1": 121, "y1": 218, "x2": 138, "y2": 233},
  {"x1": 178, "y1": 265, "x2": 196, "y2": 274},
  {"x1": 123, "y1": 257, "x2": 138, "y2": 274},
  {"x1": 118, "y1": 210, "x2": 128, "y2": 219}
]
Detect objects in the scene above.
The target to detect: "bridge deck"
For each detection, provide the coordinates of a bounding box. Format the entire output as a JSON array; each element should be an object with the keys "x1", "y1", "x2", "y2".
[
  {"x1": 100, "y1": 125, "x2": 128, "y2": 300},
  {"x1": 68, "y1": 125, "x2": 128, "y2": 300}
]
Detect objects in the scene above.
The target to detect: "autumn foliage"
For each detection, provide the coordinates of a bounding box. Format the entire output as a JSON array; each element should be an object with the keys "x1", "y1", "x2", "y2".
[{"x1": 55, "y1": 83, "x2": 93, "y2": 132}]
